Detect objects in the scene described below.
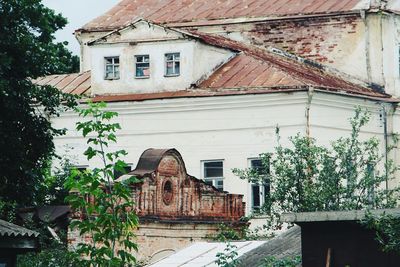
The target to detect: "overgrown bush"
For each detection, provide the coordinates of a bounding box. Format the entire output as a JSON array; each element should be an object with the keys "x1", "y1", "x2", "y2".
[{"x1": 233, "y1": 107, "x2": 399, "y2": 230}]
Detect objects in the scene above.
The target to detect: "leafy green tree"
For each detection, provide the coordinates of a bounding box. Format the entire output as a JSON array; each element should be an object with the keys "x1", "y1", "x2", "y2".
[
  {"x1": 35, "y1": 157, "x2": 75, "y2": 205},
  {"x1": 64, "y1": 102, "x2": 139, "y2": 266},
  {"x1": 363, "y1": 212, "x2": 400, "y2": 254},
  {"x1": 233, "y1": 108, "x2": 399, "y2": 230},
  {"x1": 0, "y1": 0, "x2": 78, "y2": 215}
]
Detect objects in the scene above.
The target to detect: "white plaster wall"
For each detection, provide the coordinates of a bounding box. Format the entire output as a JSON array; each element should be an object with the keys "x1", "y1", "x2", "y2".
[
  {"x1": 90, "y1": 40, "x2": 231, "y2": 95},
  {"x1": 75, "y1": 31, "x2": 109, "y2": 72},
  {"x1": 90, "y1": 41, "x2": 196, "y2": 94},
  {"x1": 52, "y1": 92, "x2": 394, "y2": 214},
  {"x1": 88, "y1": 22, "x2": 232, "y2": 95},
  {"x1": 381, "y1": 14, "x2": 400, "y2": 96},
  {"x1": 309, "y1": 93, "x2": 400, "y2": 191},
  {"x1": 53, "y1": 92, "x2": 309, "y2": 215},
  {"x1": 188, "y1": 13, "x2": 400, "y2": 96}
]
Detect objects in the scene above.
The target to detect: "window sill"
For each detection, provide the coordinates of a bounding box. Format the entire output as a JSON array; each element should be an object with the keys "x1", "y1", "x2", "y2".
[
  {"x1": 164, "y1": 74, "x2": 180, "y2": 78},
  {"x1": 104, "y1": 78, "x2": 120, "y2": 80},
  {"x1": 135, "y1": 76, "x2": 150, "y2": 79}
]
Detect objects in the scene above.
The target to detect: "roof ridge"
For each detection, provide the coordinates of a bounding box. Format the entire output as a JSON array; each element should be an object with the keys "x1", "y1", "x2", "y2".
[{"x1": 77, "y1": 0, "x2": 367, "y2": 32}]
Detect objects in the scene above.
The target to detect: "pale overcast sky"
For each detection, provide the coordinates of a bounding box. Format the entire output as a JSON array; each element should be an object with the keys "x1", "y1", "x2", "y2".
[{"x1": 43, "y1": 0, "x2": 120, "y2": 55}]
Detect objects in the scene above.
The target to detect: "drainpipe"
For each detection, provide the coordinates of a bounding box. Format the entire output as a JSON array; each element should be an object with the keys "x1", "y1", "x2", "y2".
[
  {"x1": 381, "y1": 104, "x2": 389, "y2": 192},
  {"x1": 305, "y1": 86, "x2": 314, "y2": 137}
]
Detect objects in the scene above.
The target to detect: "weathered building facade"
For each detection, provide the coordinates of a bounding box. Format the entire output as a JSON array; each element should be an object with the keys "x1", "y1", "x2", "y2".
[
  {"x1": 69, "y1": 148, "x2": 246, "y2": 262},
  {"x1": 37, "y1": 0, "x2": 400, "y2": 215}
]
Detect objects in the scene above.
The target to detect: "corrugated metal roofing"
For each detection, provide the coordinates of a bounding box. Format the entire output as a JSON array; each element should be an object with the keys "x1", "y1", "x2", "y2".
[
  {"x1": 194, "y1": 33, "x2": 388, "y2": 99},
  {"x1": 148, "y1": 240, "x2": 266, "y2": 267},
  {"x1": 148, "y1": 226, "x2": 301, "y2": 267},
  {"x1": 237, "y1": 226, "x2": 301, "y2": 267},
  {"x1": 80, "y1": 0, "x2": 363, "y2": 31},
  {"x1": 0, "y1": 219, "x2": 39, "y2": 238},
  {"x1": 33, "y1": 71, "x2": 91, "y2": 96},
  {"x1": 33, "y1": 33, "x2": 395, "y2": 102}
]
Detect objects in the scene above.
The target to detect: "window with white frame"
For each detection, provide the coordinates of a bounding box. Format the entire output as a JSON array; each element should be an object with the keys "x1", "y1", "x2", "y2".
[
  {"x1": 249, "y1": 159, "x2": 270, "y2": 210},
  {"x1": 104, "y1": 56, "x2": 120, "y2": 80},
  {"x1": 202, "y1": 160, "x2": 224, "y2": 190},
  {"x1": 135, "y1": 55, "x2": 150, "y2": 78},
  {"x1": 165, "y1": 52, "x2": 180, "y2": 76}
]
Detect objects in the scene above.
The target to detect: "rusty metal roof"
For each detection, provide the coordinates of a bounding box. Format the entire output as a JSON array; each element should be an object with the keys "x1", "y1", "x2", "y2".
[
  {"x1": 33, "y1": 32, "x2": 395, "y2": 102},
  {"x1": 80, "y1": 0, "x2": 363, "y2": 32},
  {"x1": 0, "y1": 219, "x2": 39, "y2": 238},
  {"x1": 194, "y1": 32, "x2": 388, "y2": 99},
  {"x1": 33, "y1": 71, "x2": 91, "y2": 96},
  {"x1": 237, "y1": 226, "x2": 301, "y2": 267}
]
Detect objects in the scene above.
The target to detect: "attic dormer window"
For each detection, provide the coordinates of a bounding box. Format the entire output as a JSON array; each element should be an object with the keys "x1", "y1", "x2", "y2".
[
  {"x1": 135, "y1": 55, "x2": 150, "y2": 78},
  {"x1": 104, "y1": 56, "x2": 120, "y2": 80},
  {"x1": 165, "y1": 53, "x2": 180, "y2": 76}
]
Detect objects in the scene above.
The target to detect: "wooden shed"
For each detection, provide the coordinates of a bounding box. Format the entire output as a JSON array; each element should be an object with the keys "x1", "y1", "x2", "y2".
[
  {"x1": 0, "y1": 219, "x2": 39, "y2": 267},
  {"x1": 282, "y1": 209, "x2": 400, "y2": 267}
]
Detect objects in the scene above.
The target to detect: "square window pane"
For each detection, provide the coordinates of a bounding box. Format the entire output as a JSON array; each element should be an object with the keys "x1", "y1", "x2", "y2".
[
  {"x1": 216, "y1": 182, "x2": 223, "y2": 190},
  {"x1": 136, "y1": 66, "x2": 150, "y2": 77},
  {"x1": 174, "y1": 62, "x2": 180, "y2": 75},
  {"x1": 252, "y1": 185, "x2": 260, "y2": 207},
  {"x1": 166, "y1": 54, "x2": 173, "y2": 61},
  {"x1": 263, "y1": 184, "x2": 270, "y2": 201},
  {"x1": 251, "y1": 159, "x2": 269, "y2": 175},
  {"x1": 136, "y1": 56, "x2": 143, "y2": 62},
  {"x1": 204, "y1": 161, "x2": 223, "y2": 178},
  {"x1": 142, "y1": 67, "x2": 150, "y2": 76},
  {"x1": 204, "y1": 180, "x2": 213, "y2": 186},
  {"x1": 106, "y1": 65, "x2": 113, "y2": 73},
  {"x1": 137, "y1": 63, "x2": 149, "y2": 68},
  {"x1": 136, "y1": 68, "x2": 144, "y2": 77},
  {"x1": 166, "y1": 63, "x2": 174, "y2": 75}
]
